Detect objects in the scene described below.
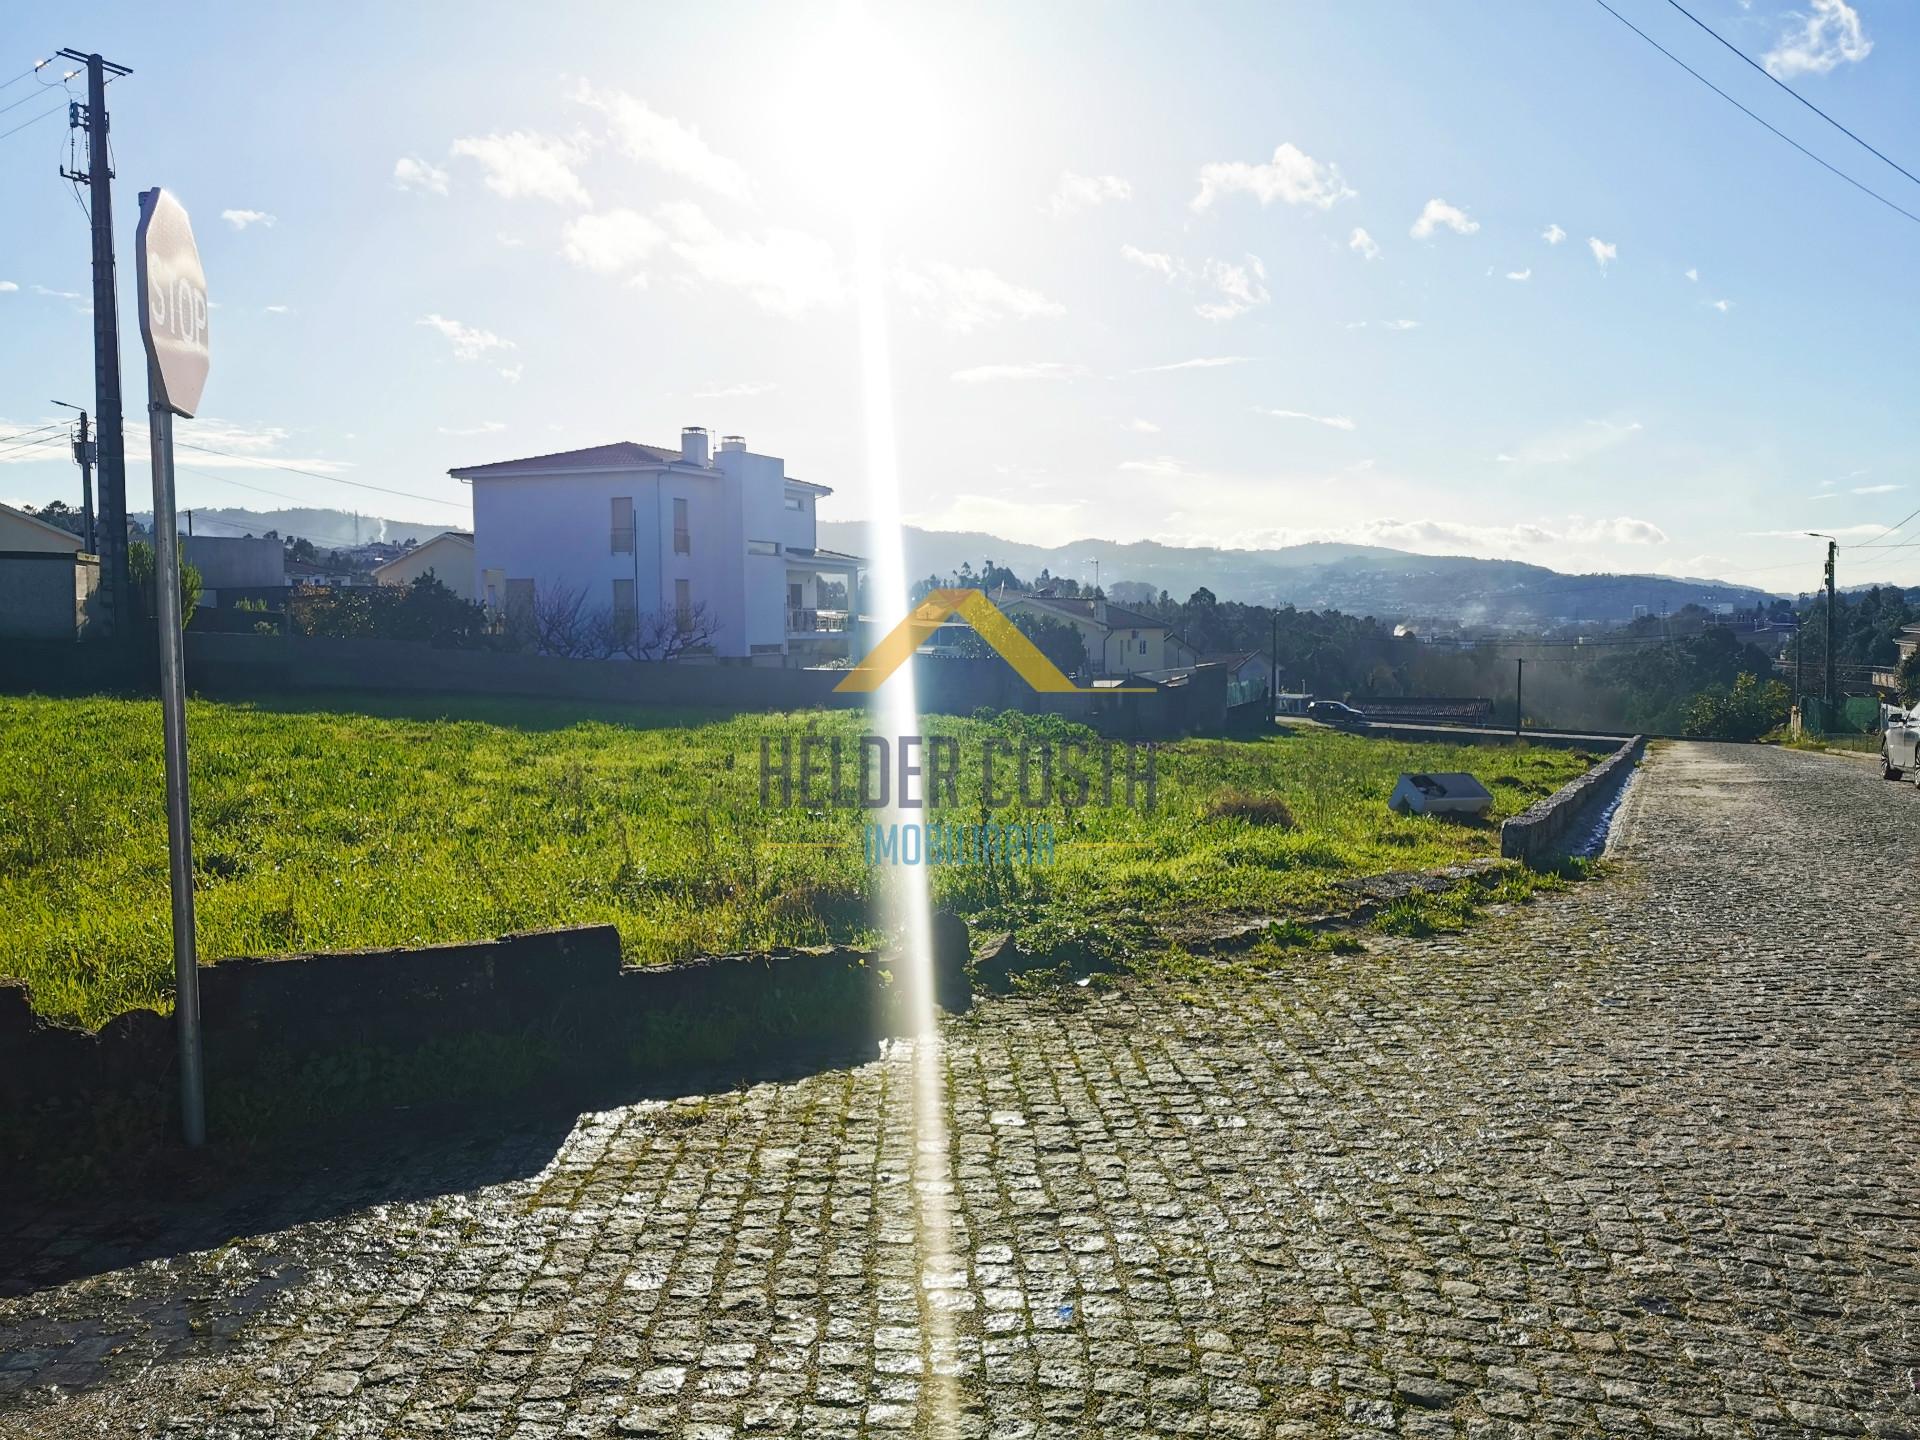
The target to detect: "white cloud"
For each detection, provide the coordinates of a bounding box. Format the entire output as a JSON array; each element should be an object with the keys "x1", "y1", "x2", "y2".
[
  {"x1": 1132, "y1": 356, "x2": 1249, "y2": 373},
  {"x1": 1287, "y1": 514, "x2": 1668, "y2": 554},
  {"x1": 1050, "y1": 172, "x2": 1131, "y2": 215},
  {"x1": 1685, "y1": 267, "x2": 1699, "y2": 282},
  {"x1": 417, "y1": 313, "x2": 516, "y2": 362},
  {"x1": 1125, "y1": 418, "x2": 1160, "y2": 434},
  {"x1": 1191, "y1": 142, "x2": 1354, "y2": 211},
  {"x1": 1349, "y1": 227, "x2": 1381, "y2": 261},
  {"x1": 498, "y1": 364, "x2": 524, "y2": 384},
  {"x1": 560, "y1": 208, "x2": 665, "y2": 277},
  {"x1": 1496, "y1": 417, "x2": 1643, "y2": 465},
  {"x1": 392, "y1": 156, "x2": 450, "y2": 196},
  {"x1": 1747, "y1": 523, "x2": 1884, "y2": 540},
  {"x1": 1120, "y1": 244, "x2": 1185, "y2": 280},
  {"x1": 1382, "y1": 318, "x2": 1422, "y2": 331},
  {"x1": 33, "y1": 285, "x2": 83, "y2": 300},
  {"x1": 1411, "y1": 198, "x2": 1478, "y2": 239},
  {"x1": 573, "y1": 81, "x2": 751, "y2": 202},
  {"x1": 1708, "y1": 298, "x2": 1732, "y2": 312},
  {"x1": 1257, "y1": 407, "x2": 1356, "y2": 431},
  {"x1": 894, "y1": 262, "x2": 1064, "y2": 333},
  {"x1": 220, "y1": 209, "x2": 275, "y2": 231},
  {"x1": 1541, "y1": 223, "x2": 1567, "y2": 245},
  {"x1": 262, "y1": 304, "x2": 291, "y2": 314},
  {"x1": 1196, "y1": 255, "x2": 1269, "y2": 321},
  {"x1": 450, "y1": 131, "x2": 592, "y2": 206},
  {"x1": 0, "y1": 281, "x2": 17, "y2": 293},
  {"x1": 1506, "y1": 268, "x2": 1532, "y2": 281},
  {"x1": 1589, "y1": 236, "x2": 1618, "y2": 272},
  {"x1": 438, "y1": 421, "x2": 507, "y2": 436},
  {"x1": 1764, "y1": 0, "x2": 1871, "y2": 77},
  {"x1": 1852, "y1": 483, "x2": 1900, "y2": 495},
  {"x1": 657, "y1": 202, "x2": 841, "y2": 317},
  {"x1": 693, "y1": 381, "x2": 779, "y2": 400},
  {"x1": 950, "y1": 361, "x2": 1088, "y2": 383}
]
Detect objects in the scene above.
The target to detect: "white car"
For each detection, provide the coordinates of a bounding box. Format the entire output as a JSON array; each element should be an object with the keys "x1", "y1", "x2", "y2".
[{"x1": 1883, "y1": 708, "x2": 1920, "y2": 781}]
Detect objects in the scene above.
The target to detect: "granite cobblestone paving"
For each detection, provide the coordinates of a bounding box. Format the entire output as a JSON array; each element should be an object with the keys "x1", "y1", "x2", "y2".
[{"x1": 2, "y1": 740, "x2": 1917, "y2": 1437}]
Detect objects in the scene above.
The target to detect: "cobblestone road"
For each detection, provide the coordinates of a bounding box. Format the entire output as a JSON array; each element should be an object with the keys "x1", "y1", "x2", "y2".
[{"x1": 3, "y1": 741, "x2": 1918, "y2": 1438}]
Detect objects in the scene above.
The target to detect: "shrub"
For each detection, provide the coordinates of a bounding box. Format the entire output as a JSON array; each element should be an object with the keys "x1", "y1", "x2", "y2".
[{"x1": 1203, "y1": 787, "x2": 1296, "y2": 828}]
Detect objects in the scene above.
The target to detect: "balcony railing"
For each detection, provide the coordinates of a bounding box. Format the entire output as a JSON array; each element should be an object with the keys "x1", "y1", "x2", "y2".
[{"x1": 788, "y1": 608, "x2": 849, "y2": 634}]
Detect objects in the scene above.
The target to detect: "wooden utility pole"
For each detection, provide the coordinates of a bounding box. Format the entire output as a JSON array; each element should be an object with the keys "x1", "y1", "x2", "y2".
[{"x1": 52, "y1": 400, "x2": 95, "y2": 551}]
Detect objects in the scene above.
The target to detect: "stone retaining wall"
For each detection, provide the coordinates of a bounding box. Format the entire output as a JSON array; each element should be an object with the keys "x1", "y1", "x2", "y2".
[
  {"x1": 0, "y1": 920, "x2": 970, "y2": 1134},
  {"x1": 1500, "y1": 736, "x2": 1645, "y2": 866}
]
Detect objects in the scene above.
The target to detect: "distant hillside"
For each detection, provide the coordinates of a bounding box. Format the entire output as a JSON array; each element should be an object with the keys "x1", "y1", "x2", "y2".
[
  {"x1": 129, "y1": 507, "x2": 456, "y2": 549},
  {"x1": 819, "y1": 523, "x2": 1780, "y2": 629}
]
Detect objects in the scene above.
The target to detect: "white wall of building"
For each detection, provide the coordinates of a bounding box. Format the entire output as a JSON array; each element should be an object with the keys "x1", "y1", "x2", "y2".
[{"x1": 465, "y1": 434, "x2": 833, "y2": 659}]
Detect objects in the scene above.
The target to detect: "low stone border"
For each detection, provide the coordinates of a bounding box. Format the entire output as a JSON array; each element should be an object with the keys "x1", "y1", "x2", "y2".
[
  {"x1": 0, "y1": 920, "x2": 970, "y2": 1164},
  {"x1": 1500, "y1": 736, "x2": 1645, "y2": 866}
]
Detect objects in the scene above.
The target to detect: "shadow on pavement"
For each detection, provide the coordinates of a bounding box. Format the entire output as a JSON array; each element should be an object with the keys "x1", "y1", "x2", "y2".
[{"x1": 0, "y1": 1038, "x2": 880, "y2": 1302}]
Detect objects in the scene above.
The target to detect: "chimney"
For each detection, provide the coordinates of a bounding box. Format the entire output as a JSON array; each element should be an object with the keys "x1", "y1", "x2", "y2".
[
  {"x1": 681, "y1": 426, "x2": 709, "y2": 466},
  {"x1": 1093, "y1": 594, "x2": 1107, "y2": 626},
  {"x1": 719, "y1": 434, "x2": 747, "y2": 454}
]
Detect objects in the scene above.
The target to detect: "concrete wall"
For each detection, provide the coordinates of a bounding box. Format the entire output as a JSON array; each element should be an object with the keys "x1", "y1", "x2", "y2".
[{"x1": 0, "y1": 551, "x2": 101, "y2": 641}]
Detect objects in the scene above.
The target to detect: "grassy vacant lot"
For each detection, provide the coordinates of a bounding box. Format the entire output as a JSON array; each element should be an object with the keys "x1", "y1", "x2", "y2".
[{"x1": 0, "y1": 693, "x2": 1589, "y2": 1027}]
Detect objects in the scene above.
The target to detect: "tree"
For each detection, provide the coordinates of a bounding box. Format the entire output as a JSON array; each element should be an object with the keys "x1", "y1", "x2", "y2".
[
  {"x1": 1898, "y1": 649, "x2": 1920, "y2": 703},
  {"x1": 25, "y1": 501, "x2": 86, "y2": 538},
  {"x1": 953, "y1": 610, "x2": 1087, "y2": 675},
  {"x1": 127, "y1": 539, "x2": 202, "y2": 631},
  {"x1": 606, "y1": 601, "x2": 722, "y2": 661},
  {"x1": 1682, "y1": 673, "x2": 1791, "y2": 742},
  {"x1": 287, "y1": 574, "x2": 487, "y2": 647}
]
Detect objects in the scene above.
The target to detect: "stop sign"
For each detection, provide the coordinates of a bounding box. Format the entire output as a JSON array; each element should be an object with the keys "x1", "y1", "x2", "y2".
[{"x1": 136, "y1": 188, "x2": 210, "y2": 418}]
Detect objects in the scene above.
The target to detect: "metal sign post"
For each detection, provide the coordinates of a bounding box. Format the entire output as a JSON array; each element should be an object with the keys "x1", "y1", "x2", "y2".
[{"x1": 136, "y1": 187, "x2": 211, "y2": 1148}]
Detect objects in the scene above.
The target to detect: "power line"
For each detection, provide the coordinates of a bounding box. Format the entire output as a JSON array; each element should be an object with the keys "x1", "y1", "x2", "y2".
[
  {"x1": 1661, "y1": 0, "x2": 1920, "y2": 193},
  {"x1": 1590, "y1": 0, "x2": 1920, "y2": 228},
  {"x1": 0, "y1": 98, "x2": 66, "y2": 144},
  {"x1": 0, "y1": 61, "x2": 50, "y2": 93},
  {"x1": 171, "y1": 438, "x2": 469, "y2": 510}
]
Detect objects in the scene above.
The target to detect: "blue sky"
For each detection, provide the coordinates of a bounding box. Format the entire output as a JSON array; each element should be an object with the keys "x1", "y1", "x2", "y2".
[{"x1": 3, "y1": 0, "x2": 1918, "y2": 591}]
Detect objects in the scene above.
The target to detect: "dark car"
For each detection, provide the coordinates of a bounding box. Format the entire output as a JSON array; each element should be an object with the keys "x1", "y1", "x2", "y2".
[{"x1": 1307, "y1": 700, "x2": 1369, "y2": 728}]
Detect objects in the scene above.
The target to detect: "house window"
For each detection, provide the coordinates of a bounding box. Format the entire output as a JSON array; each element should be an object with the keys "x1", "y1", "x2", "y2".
[
  {"x1": 788, "y1": 583, "x2": 804, "y2": 608},
  {"x1": 674, "y1": 578, "x2": 691, "y2": 620},
  {"x1": 1137, "y1": 639, "x2": 1148, "y2": 655},
  {"x1": 611, "y1": 496, "x2": 634, "y2": 554},
  {"x1": 747, "y1": 538, "x2": 779, "y2": 555},
  {"x1": 673, "y1": 497, "x2": 690, "y2": 555},
  {"x1": 784, "y1": 495, "x2": 803, "y2": 512},
  {"x1": 612, "y1": 578, "x2": 636, "y2": 632}
]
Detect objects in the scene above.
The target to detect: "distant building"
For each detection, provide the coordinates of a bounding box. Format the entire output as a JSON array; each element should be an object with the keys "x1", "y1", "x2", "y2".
[
  {"x1": 998, "y1": 593, "x2": 1194, "y2": 676},
  {"x1": 454, "y1": 428, "x2": 863, "y2": 663},
  {"x1": 0, "y1": 502, "x2": 100, "y2": 640},
  {"x1": 0, "y1": 501, "x2": 84, "y2": 555},
  {"x1": 182, "y1": 535, "x2": 286, "y2": 607},
  {"x1": 373, "y1": 530, "x2": 476, "y2": 601}
]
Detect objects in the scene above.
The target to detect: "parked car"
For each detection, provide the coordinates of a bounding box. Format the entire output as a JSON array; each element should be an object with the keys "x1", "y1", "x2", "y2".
[
  {"x1": 1883, "y1": 708, "x2": 1919, "y2": 781},
  {"x1": 1308, "y1": 699, "x2": 1369, "y2": 728}
]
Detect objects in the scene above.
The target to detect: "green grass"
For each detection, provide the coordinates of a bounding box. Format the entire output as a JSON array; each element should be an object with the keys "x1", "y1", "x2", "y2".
[{"x1": 0, "y1": 692, "x2": 1590, "y2": 1027}]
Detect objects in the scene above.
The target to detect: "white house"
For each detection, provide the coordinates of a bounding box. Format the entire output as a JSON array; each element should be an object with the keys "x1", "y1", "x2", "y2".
[
  {"x1": 372, "y1": 530, "x2": 476, "y2": 601},
  {"x1": 452, "y1": 428, "x2": 861, "y2": 662},
  {"x1": 998, "y1": 592, "x2": 1194, "y2": 676}
]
